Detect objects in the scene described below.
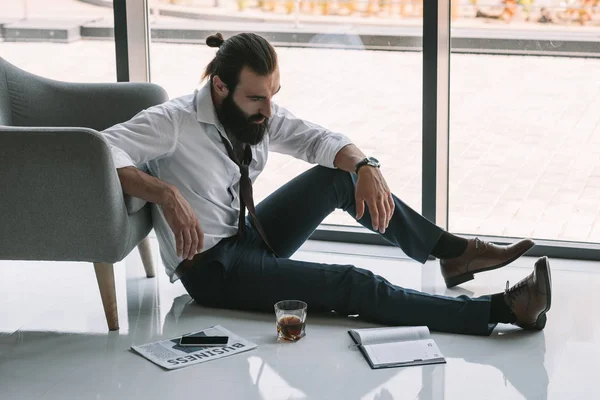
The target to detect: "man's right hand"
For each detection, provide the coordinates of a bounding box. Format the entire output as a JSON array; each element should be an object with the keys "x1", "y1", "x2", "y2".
[{"x1": 161, "y1": 186, "x2": 204, "y2": 260}]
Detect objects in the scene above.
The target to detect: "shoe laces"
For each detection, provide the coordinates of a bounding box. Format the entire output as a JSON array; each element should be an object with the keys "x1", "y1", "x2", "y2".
[
  {"x1": 505, "y1": 277, "x2": 529, "y2": 305},
  {"x1": 474, "y1": 237, "x2": 487, "y2": 254}
]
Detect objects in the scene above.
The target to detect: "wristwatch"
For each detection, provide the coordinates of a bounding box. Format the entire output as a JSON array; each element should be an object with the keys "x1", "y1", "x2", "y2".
[{"x1": 355, "y1": 157, "x2": 381, "y2": 174}]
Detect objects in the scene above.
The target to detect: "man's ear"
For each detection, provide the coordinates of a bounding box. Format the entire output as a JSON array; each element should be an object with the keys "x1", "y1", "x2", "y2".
[{"x1": 212, "y1": 75, "x2": 229, "y2": 97}]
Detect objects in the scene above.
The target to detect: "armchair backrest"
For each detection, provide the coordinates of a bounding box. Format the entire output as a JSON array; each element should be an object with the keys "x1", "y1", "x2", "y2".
[{"x1": 0, "y1": 57, "x2": 168, "y2": 130}]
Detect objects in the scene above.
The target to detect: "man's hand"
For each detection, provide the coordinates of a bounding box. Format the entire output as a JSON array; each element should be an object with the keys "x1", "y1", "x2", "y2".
[
  {"x1": 331, "y1": 144, "x2": 394, "y2": 233},
  {"x1": 355, "y1": 167, "x2": 395, "y2": 234},
  {"x1": 161, "y1": 187, "x2": 204, "y2": 260}
]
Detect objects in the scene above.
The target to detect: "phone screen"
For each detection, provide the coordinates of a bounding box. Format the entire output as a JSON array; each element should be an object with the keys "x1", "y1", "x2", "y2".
[{"x1": 179, "y1": 335, "x2": 229, "y2": 347}]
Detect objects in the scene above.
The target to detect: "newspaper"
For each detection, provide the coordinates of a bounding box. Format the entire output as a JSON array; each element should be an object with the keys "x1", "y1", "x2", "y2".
[{"x1": 131, "y1": 325, "x2": 258, "y2": 370}]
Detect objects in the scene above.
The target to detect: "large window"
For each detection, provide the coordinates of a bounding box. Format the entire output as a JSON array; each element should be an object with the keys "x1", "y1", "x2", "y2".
[
  {"x1": 0, "y1": 0, "x2": 116, "y2": 82},
  {"x1": 7, "y1": 0, "x2": 598, "y2": 250},
  {"x1": 147, "y1": 0, "x2": 424, "y2": 228},
  {"x1": 449, "y1": 2, "x2": 600, "y2": 244}
]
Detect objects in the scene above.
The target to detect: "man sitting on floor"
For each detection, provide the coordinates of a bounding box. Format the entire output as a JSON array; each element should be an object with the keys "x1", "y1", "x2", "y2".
[{"x1": 102, "y1": 32, "x2": 551, "y2": 336}]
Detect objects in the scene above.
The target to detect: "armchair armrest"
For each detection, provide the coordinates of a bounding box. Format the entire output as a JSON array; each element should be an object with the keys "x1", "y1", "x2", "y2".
[
  {"x1": 123, "y1": 164, "x2": 152, "y2": 214},
  {"x1": 124, "y1": 194, "x2": 148, "y2": 215},
  {"x1": 0, "y1": 126, "x2": 140, "y2": 262}
]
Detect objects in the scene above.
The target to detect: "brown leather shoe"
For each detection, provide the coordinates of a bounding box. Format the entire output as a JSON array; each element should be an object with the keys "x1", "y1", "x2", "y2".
[
  {"x1": 504, "y1": 256, "x2": 552, "y2": 330},
  {"x1": 440, "y1": 238, "x2": 534, "y2": 288}
]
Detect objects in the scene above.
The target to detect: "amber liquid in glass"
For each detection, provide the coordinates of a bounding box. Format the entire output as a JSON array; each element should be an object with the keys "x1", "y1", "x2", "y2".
[{"x1": 277, "y1": 315, "x2": 305, "y2": 341}]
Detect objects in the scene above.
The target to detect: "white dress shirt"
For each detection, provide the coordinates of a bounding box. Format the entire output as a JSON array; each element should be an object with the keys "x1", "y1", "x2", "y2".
[{"x1": 101, "y1": 82, "x2": 353, "y2": 282}]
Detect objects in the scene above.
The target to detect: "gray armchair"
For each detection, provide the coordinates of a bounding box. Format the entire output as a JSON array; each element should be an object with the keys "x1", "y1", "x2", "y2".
[{"x1": 0, "y1": 57, "x2": 169, "y2": 331}]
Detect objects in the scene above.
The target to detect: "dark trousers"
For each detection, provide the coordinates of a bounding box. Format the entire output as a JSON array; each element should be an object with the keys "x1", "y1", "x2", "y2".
[{"x1": 180, "y1": 166, "x2": 495, "y2": 336}]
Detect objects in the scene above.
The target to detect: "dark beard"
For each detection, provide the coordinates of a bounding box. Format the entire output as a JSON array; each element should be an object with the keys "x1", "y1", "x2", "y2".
[{"x1": 217, "y1": 93, "x2": 269, "y2": 146}]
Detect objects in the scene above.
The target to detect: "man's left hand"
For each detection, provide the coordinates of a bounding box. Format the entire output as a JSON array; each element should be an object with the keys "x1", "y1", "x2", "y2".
[{"x1": 354, "y1": 167, "x2": 395, "y2": 234}]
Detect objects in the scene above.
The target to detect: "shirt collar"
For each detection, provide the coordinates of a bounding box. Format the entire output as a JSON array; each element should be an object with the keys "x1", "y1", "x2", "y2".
[
  {"x1": 194, "y1": 80, "x2": 239, "y2": 150},
  {"x1": 194, "y1": 80, "x2": 222, "y2": 128}
]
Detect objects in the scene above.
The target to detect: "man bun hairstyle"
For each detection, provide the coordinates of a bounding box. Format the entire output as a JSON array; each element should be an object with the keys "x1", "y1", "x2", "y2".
[
  {"x1": 201, "y1": 32, "x2": 278, "y2": 91},
  {"x1": 206, "y1": 32, "x2": 224, "y2": 48}
]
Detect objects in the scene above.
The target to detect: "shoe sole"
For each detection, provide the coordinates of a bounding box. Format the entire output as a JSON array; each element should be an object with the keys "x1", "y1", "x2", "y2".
[
  {"x1": 444, "y1": 241, "x2": 535, "y2": 288},
  {"x1": 531, "y1": 256, "x2": 552, "y2": 330}
]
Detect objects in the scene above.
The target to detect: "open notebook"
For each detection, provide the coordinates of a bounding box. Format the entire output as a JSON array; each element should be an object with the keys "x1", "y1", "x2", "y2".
[{"x1": 348, "y1": 326, "x2": 446, "y2": 369}]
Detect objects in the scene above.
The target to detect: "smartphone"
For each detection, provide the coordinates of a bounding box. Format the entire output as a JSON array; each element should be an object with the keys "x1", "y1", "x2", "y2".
[{"x1": 179, "y1": 334, "x2": 229, "y2": 347}]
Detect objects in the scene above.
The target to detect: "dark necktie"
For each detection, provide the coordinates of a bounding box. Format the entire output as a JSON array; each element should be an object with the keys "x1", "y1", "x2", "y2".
[
  {"x1": 221, "y1": 136, "x2": 277, "y2": 256},
  {"x1": 173, "y1": 135, "x2": 278, "y2": 278}
]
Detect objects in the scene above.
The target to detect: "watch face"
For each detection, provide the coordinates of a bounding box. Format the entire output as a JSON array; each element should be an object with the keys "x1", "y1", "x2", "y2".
[{"x1": 367, "y1": 157, "x2": 380, "y2": 167}]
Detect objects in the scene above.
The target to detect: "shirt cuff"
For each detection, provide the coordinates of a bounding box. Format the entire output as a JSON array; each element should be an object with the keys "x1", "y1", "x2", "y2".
[
  {"x1": 109, "y1": 145, "x2": 136, "y2": 169},
  {"x1": 316, "y1": 134, "x2": 354, "y2": 169}
]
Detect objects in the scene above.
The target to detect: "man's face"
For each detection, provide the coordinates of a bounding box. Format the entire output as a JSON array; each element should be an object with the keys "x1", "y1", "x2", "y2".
[{"x1": 217, "y1": 66, "x2": 281, "y2": 146}]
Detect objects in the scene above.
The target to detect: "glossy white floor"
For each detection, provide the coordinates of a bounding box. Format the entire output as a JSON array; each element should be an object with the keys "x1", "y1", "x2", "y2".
[{"x1": 1, "y1": 237, "x2": 598, "y2": 400}]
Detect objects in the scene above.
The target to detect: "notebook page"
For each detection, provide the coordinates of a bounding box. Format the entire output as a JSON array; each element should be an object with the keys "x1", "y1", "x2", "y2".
[
  {"x1": 355, "y1": 326, "x2": 430, "y2": 346},
  {"x1": 364, "y1": 339, "x2": 443, "y2": 367}
]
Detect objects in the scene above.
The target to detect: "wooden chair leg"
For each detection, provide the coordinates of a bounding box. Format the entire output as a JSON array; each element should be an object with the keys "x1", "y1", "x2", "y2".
[
  {"x1": 137, "y1": 236, "x2": 156, "y2": 278},
  {"x1": 94, "y1": 262, "x2": 119, "y2": 331}
]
